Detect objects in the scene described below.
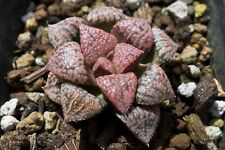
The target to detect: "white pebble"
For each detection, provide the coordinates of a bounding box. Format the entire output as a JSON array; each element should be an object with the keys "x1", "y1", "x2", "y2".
[
  {"x1": 188, "y1": 65, "x2": 201, "y2": 78},
  {"x1": 177, "y1": 82, "x2": 197, "y2": 98},
  {"x1": 0, "y1": 98, "x2": 19, "y2": 116},
  {"x1": 125, "y1": 0, "x2": 140, "y2": 10},
  {"x1": 205, "y1": 126, "x2": 222, "y2": 141},
  {"x1": 35, "y1": 57, "x2": 45, "y2": 66},
  {"x1": 210, "y1": 100, "x2": 225, "y2": 117},
  {"x1": 167, "y1": 1, "x2": 188, "y2": 19},
  {"x1": 1, "y1": 116, "x2": 19, "y2": 132}
]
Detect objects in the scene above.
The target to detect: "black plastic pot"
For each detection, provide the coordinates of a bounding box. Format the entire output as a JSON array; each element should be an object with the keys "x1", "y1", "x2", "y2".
[{"x1": 0, "y1": 1, "x2": 224, "y2": 101}]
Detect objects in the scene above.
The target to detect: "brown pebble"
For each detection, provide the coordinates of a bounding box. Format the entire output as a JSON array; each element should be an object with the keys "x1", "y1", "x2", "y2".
[
  {"x1": 169, "y1": 133, "x2": 191, "y2": 150},
  {"x1": 173, "y1": 101, "x2": 189, "y2": 117},
  {"x1": 184, "y1": 114, "x2": 211, "y2": 144},
  {"x1": 15, "y1": 53, "x2": 35, "y2": 69},
  {"x1": 7, "y1": 66, "x2": 38, "y2": 84},
  {"x1": 199, "y1": 46, "x2": 213, "y2": 62},
  {"x1": 193, "y1": 74, "x2": 217, "y2": 122},
  {"x1": 0, "y1": 131, "x2": 30, "y2": 149},
  {"x1": 34, "y1": 8, "x2": 48, "y2": 21},
  {"x1": 16, "y1": 112, "x2": 44, "y2": 134},
  {"x1": 192, "y1": 23, "x2": 207, "y2": 33}
]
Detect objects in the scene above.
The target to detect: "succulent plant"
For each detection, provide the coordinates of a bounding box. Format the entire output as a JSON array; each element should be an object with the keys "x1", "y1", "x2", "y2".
[{"x1": 44, "y1": 6, "x2": 177, "y2": 146}]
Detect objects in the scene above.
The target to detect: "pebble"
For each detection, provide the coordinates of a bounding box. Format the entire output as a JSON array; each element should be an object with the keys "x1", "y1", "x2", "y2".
[
  {"x1": 192, "y1": 23, "x2": 207, "y2": 33},
  {"x1": 173, "y1": 101, "x2": 189, "y2": 117},
  {"x1": 199, "y1": 46, "x2": 213, "y2": 62},
  {"x1": 194, "y1": 2, "x2": 207, "y2": 18},
  {"x1": 167, "y1": 1, "x2": 188, "y2": 19},
  {"x1": 125, "y1": 0, "x2": 140, "y2": 10},
  {"x1": 210, "y1": 100, "x2": 225, "y2": 117},
  {"x1": 25, "y1": 17, "x2": 38, "y2": 31},
  {"x1": 43, "y1": 111, "x2": 57, "y2": 131},
  {"x1": 16, "y1": 112, "x2": 44, "y2": 134},
  {"x1": 41, "y1": 27, "x2": 49, "y2": 44},
  {"x1": 188, "y1": 65, "x2": 201, "y2": 78},
  {"x1": 205, "y1": 126, "x2": 222, "y2": 141},
  {"x1": 16, "y1": 53, "x2": 35, "y2": 69},
  {"x1": 177, "y1": 82, "x2": 197, "y2": 98},
  {"x1": 180, "y1": 46, "x2": 198, "y2": 64},
  {"x1": 34, "y1": 8, "x2": 48, "y2": 21},
  {"x1": 209, "y1": 118, "x2": 224, "y2": 128},
  {"x1": 169, "y1": 133, "x2": 191, "y2": 150},
  {"x1": 1, "y1": 116, "x2": 19, "y2": 132},
  {"x1": 184, "y1": 114, "x2": 210, "y2": 144},
  {"x1": 47, "y1": 4, "x2": 61, "y2": 16},
  {"x1": 0, "y1": 98, "x2": 19, "y2": 116},
  {"x1": 26, "y1": 92, "x2": 45, "y2": 103},
  {"x1": 16, "y1": 32, "x2": 32, "y2": 50},
  {"x1": 0, "y1": 131, "x2": 30, "y2": 149},
  {"x1": 35, "y1": 57, "x2": 46, "y2": 66}
]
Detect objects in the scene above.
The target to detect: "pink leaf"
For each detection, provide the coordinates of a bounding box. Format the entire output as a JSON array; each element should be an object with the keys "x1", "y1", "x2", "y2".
[
  {"x1": 79, "y1": 24, "x2": 117, "y2": 67},
  {"x1": 96, "y1": 73, "x2": 137, "y2": 113}
]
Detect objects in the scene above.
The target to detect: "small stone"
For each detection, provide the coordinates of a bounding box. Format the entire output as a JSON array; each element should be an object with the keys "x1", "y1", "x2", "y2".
[
  {"x1": 173, "y1": 101, "x2": 189, "y2": 117},
  {"x1": 193, "y1": 74, "x2": 217, "y2": 118},
  {"x1": 180, "y1": 46, "x2": 198, "y2": 64},
  {"x1": 188, "y1": 65, "x2": 201, "y2": 78},
  {"x1": 191, "y1": 23, "x2": 207, "y2": 33},
  {"x1": 214, "y1": 78, "x2": 225, "y2": 97},
  {"x1": 16, "y1": 53, "x2": 35, "y2": 69},
  {"x1": 16, "y1": 112, "x2": 44, "y2": 134},
  {"x1": 125, "y1": 0, "x2": 140, "y2": 10},
  {"x1": 16, "y1": 32, "x2": 32, "y2": 49},
  {"x1": 184, "y1": 114, "x2": 210, "y2": 144},
  {"x1": 47, "y1": 4, "x2": 61, "y2": 16},
  {"x1": 25, "y1": 17, "x2": 38, "y2": 31},
  {"x1": 194, "y1": 2, "x2": 207, "y2": 18},
  {"x1": 205, "y1": 126, "x2": 222, "y2": 141},
  {"x1": 167, "y1": 1, "x2": 188, "y2": 19},
  {"x1": 1, "y1": 116, "x2": 19, "y2": 132},
  {"x1": 0, "y1": 98, "x2": 18, "y2": 116},
  {"x1": 34, "y1": 8, "x2": 48, "y2": 21},
  {"x1": 41, "y1": 27, "x2": 49, "y2": 44},
  {"x1": 26, "y1": 92, "x2": 45, "y2": 103},
  {"x1": 35, "y1": 57, "x2": 46, "y2": 66},
  {"x1": 210, "y1": 100, "x2": 225, "y2": 117},
  {"x1": 177, "y1": 82, "x2": 197, "y2": 98},
  {"x1": 0, "y1": 131, "x2": 30, "y2": 149},
  {"x1": 43, "y1": 111, "x2": 57, "y2": 131},
  {"x1": 199, "y1": 46, "x2": 213, "y2": 62},
  {"x1": 209, "y1": 118, "x2": 224, "y2": 128},
  {"x1": 169, "y1": 133, "x2": 191, "y2": 150}
]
